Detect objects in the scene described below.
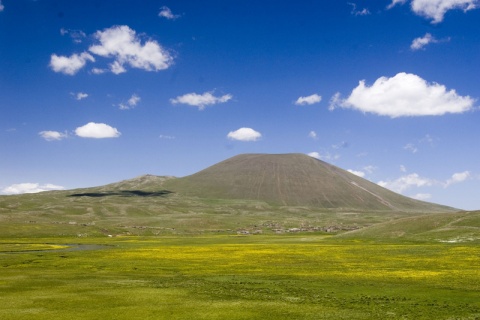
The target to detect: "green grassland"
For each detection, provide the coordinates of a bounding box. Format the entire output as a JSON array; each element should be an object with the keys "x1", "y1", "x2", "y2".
[
  {"x1": 0, "y1": 186, "x2": 457, "y2": 239},
  {"x1": 1, "y1": 234, "x2": 479, "y2": 320}
]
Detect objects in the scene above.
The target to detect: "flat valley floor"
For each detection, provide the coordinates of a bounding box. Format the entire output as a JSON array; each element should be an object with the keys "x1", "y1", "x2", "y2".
[{"x1": 1, "y1": 234, "x2": 479, "y2": 320}]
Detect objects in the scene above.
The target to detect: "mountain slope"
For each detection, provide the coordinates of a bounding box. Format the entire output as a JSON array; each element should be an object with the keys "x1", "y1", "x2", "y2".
[
  {"x1": 164, "y1": 153, "x2": 455, "y2": 212},
  {"x1": 337, "y1": 211, "x2": 480, "y2": 242}
]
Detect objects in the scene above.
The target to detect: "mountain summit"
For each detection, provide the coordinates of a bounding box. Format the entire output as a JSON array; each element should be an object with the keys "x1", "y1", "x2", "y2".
[{"x1": 165, "y1": 153, "x2": 455, "y2": 212}]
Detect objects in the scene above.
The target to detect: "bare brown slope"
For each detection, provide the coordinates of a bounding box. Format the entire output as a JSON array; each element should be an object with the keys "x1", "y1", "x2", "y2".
[{"x1": 165, "y1": 153, "x2": 456, "y2": 212}]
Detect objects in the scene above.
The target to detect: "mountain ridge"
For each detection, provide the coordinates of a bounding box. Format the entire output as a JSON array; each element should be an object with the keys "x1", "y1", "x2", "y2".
[{"x1": 162, "y1": 153, "x2": 456, "y2": 212}]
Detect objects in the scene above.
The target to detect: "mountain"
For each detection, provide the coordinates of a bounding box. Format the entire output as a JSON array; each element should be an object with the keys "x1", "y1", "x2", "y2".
[
  {"x1": 0, "y1": 153, "x2": 460, "y2": 238},
  {"x1": 164, "y1": 153, "x2": 455, "y2": 212}
]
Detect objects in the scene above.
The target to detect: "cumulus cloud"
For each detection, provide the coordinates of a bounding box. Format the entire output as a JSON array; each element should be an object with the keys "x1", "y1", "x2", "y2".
[
  {"x1": 387, "y1": 0, "x2": 478, "y2": 23},
  {"x1": 159, "y1": 6, "x2": 181, "y2": 20},
  {"x1": 348, "y1": 169, "x2": 366, "y2": 178},
  {"x1": 411, "y1": 33, "x2": 438, "y2": 50},
  {"x1": 331, "y1": 72, "x2": 475, "y2": 117},
  {"x1": 75, "y1": 122, "x2": 121, "y2": 139},
  {"x1": 170, "y1": 91, "x2": 232, "y2": 110},
  {"x1": 445, "y1": 171, "x2": 471, "y2": 187},
  {"x1": 89, "y1": 25, "x2": 173, "y2": 74},
  {"x1": 0, "y1": 1, "x2": 4, "y2": 11},
  {"x1": 39, "y1": 131, "x2": 68, "y2": 141},
  {"x1": 110, "y1": 61, "x2": 127, "y2": 75},
  {"x1": 227, "y1": 128, "x2": 262, "y2": 142},
  {"x1": 1, "y1": 183, "x2": 65, "y2": 195},
  {"x1": 378, "y1": 173, "x2": 435, "y2": 193},
  {"x1": 119, "y1": 94, "x2": 141, "y2": 110},
  {"x1": 49, "y1": 52, "x2": 95, "y2": 75},
  {"x1": 295, "y1": 94, "x2": 322, "y2": 106},
  {"x1": 412, "y1": 0, "x2": 478, "y2": 23}
]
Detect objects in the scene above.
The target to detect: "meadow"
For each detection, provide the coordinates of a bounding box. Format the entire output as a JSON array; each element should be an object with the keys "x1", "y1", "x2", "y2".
[{"x1": 1, "y1": 234, "x2": 479, "y2": 320}]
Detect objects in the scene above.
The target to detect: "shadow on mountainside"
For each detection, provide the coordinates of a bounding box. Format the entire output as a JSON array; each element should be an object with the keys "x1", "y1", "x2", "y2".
[{"x1": 68, "y1": 190, "x2": 173, "y2": 198}]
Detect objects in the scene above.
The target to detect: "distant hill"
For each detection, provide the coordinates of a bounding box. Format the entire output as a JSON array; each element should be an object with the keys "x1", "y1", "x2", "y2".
[
  {"x1": 164, "y1": 153, "x2": 456, "y2": 212},
  {"x1": 338, "y1": 211, "x2": 480, "y2": 242}
]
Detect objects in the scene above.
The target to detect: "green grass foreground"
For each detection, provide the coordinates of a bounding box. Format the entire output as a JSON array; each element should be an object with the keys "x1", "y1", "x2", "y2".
[{"x1": 1, "y1": 235, "x2": 479, "y2": 320}]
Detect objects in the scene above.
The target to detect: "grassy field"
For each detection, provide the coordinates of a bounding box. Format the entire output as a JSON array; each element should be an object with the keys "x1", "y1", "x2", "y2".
[
  {"x1": 0, "y1": 189, "x2": 427, "y2": 238},
  {"x1": 1, "y1": 234, "x2": 479, "y2": 320}
]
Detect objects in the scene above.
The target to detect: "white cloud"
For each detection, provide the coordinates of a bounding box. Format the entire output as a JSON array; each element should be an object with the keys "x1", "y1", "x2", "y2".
[
  {"x1": 89, "y1": 25, "x2": 173, "y2": 74},
  {"x1": 72, "y1": 92, "x2": 88, "y2": 100},
  {"x1": 400, "y1": 165, "x2": 407, "y2": 172},
  {"x1": 378, "y1": 173, "x2": 435, "y2": 193},
  {"x1": 75, "y1": 122, "x2": 121, "y2": 139},
  {"x1": 159, "y1": 6, "x2": 181, "y2": 20},
  {"x1": 128, "y1": 94, "x2": 141, "y2": 106},
  {"x1": 348, "y1": 2, "x2": 371, "y2": 15},
  {"x1": 308, "y1": 131, "x2": 318, "y2": 139},
  {"x1": 119, "y1": 94, "x2": 141, "y2": 110},
  {"x1": 348, "y1": 169, "x2": 366, "y2": 178},
  {"x1": 1, "y1": 183, "x2": 65, "y2": 195},
  {"x1": 308, "y1": 152, "x2": 321, "y2": 159},
  {"x1": 387, "y1": 0, "x2": 407, "y2": 9},
  {"x1": 159, "y1": 134, "x2": 175, "y2": 140},
  {"x1": 332, "y1": 72, "x2": 475, "y2": 117},
  {"x1": 411, "y1": 33, "x2": 438, "y2": 50},
  {"x1": 91, "y1": 68, "x2": 107, "y2": 74},
  {"x1": 379, "y1": 170, "x2": 471, "y2": 194},
  {"x1": 227, "y1": 128, "x2": 262, "y2": 142},
  {"x1": 328, "y1": 92, "x2": 342, "y2": 111},
  {"x1": 39, "y1": 131, "x2": 68, "y2": 141},
  {"x1": 387, "y1": 0, "x2": 478, "y2": 23},
  {"x1": 0, "y1": 1, "x2": 4, "y2": 12},
  {"x1": 110, "y1": 60, "x2": 127, "y2": 74},
  {"x1": 411, "y1": 0, "x2": 478, "y2": 23},
  {"x1": 445, "y1": 171, "x2": 471, "y2": 187},
  {"x1": 295, "y1": 93, "x2": 322, "y2": 106},
  {"x1": 49, "y1": 52, "x2": 95, "y2": 75},
  {"x1": 170, "y1": 91, "x2": 232, "y2": 110}
]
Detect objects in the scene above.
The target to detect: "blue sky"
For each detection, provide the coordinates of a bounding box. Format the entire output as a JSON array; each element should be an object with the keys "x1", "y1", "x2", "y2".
[{"x1": 1, "y1": 0, "x2": 479, "y2": 210}]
